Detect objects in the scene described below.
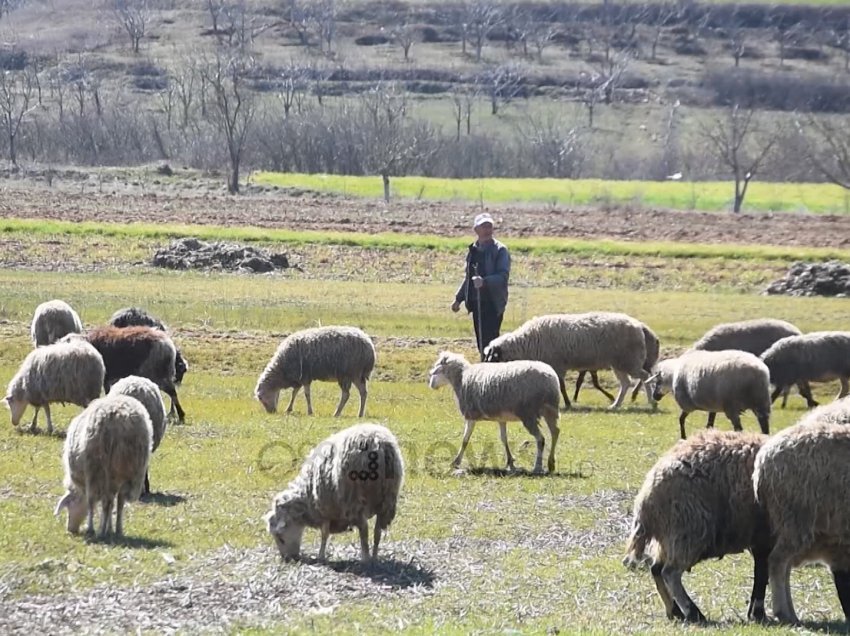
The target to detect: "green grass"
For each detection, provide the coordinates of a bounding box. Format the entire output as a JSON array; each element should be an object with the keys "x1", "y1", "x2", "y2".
[
  {"x1": 1, "y1": 231, "x2": 849, "y2": 633},
  {"x1": 254, "y1": 172, "x2": 850, "y2": 214}
]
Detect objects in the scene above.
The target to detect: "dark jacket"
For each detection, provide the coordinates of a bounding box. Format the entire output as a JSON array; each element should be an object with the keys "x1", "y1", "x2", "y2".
[{"x1": 454, "y1": 238, "x2": 510, "y2": 315}]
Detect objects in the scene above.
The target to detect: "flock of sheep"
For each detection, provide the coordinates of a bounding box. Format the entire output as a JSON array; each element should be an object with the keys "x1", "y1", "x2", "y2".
[{"x1": 6, "y1": 299, "x2": 850, "y2": 625}]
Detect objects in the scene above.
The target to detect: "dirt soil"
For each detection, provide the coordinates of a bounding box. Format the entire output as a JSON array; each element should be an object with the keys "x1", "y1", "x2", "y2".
[{"x1": 0, "y1": 177, "x2": 848, "y2": 249}]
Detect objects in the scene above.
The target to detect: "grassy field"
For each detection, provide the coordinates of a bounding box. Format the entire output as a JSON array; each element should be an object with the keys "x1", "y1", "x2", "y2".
[
  {"x1": 1, "y1": 224, "x2": 849, "y2": 633},
  {"x1": 254, "y1": 172, "x2": 850, "y2": 214}
]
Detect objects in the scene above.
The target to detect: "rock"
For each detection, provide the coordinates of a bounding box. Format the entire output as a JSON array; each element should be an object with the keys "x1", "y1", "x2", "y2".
[
  {"x1": 765, "y1": 261, "x2": 850, "y2": 297},
  {"x1": 151, "y1": 237, "x2": 292, "y2": 273}
]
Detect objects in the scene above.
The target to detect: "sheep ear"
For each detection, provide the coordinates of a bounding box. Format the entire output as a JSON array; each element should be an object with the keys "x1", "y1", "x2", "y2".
[
  {"x1": 54, "y1": 492, "x2": 73, "y2": 516},
  {"x1": 646, "y1": 373, "x2": 659, "y2": 384}
]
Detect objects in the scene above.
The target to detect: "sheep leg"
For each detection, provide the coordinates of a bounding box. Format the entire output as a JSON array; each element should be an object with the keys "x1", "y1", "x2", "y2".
[
  {"x1": 452, "y1": 420, "x2": 476, "y2": 469},
  {"x1": 558, "y1": 376, "x2": 572, "y2": 411},
  {"x1": 86, "y1": 498, "x2": 96, "y2": 536},
  {"x1": 572, "y1": 371, "x2": 586, "y2": 402},
  {"x1": 29, "y1": 406, "x2": 39, "y2": 432},
  {"x1": 303, "y1": 383, "x2": 314, "y2": 416},
  {"x1": 838, "y1": 376, "x2": 849, "y2": 400},
  {"x1": 162, "y1": 385, "x2": 185, "y2": 422},
  {"x1": 769, "y1": 544, "x2": 799, "y2": 624},
  {"x1": 99, "y1": 497, "x2": 114, "y2": 538},
  {"x1": 333, "y1": 380, "x2": 351, "y2": 417},
  {"x1": 770, "y1": 384, "x2": 786, "y2": 405},
  {"x1": 143, "y1": 471, "x2": 151, "y2": 496},
  {"x1": 521, "y1": 417, "x2": 545, "y2": 475},
  {"x1": 755, "y1": 410, "x2": 770, "y2": 435},
  {"x1": 498, "y1": 422, "x2": 515, "y2": 471},
  {"x1": 590, "y1": 371, "x2": 616, "y2": 401},
  {"x1": 650, "y1": 562, "x2": 684, "y2": 620},
  {"x1": 319, "y1": 521, "x2": 330, "y2": 560},
  {"x1": 609, "y1": 369, "x2": 631, "y2": 410},
  {"x1": 43, "y1": 403, "x2": 53, "y2": 435},
  {"x1": 642, "y1": 381, "x2": 658, "y2": 411},
  {"x1": 780, "y1": 385, "x2": 791, "y2": 409},
  {"x1": 725, "y1": 409, "x2": 743, "y2": 432},
  {"x1": 748, "y1": 548, "x2": 769, "y2": 622},
  {"x1": 543, "y1": 411, "x2": 559, "y2": 474},
  {"x1": 355, "y1": 378, "x2": 368, "y2": 418},
  {"x1": 115, "y1": 492, "x2": 126, "y2": 537},
  {"x1": 661, "y1": 565, "x2": 706, "y2": 623},
  {"x1": 678, "y1": 411, "x2": 689, "y2": 440},
  {"x1": 356, "y1": 518, "x2": 370, "y2": 563},
  {"x1": 284, "y1": 387, "x2": 300, "y2": 414},
  {"x1": 372, "y1": 523, "x2": 382, "y2": 561},
  {"x1": 831, "y1": 568, "x2": 850, "y2": 621},
  {"x1": 705, "y1": 412, "x2": 717, "y2": 429},
  {"x1": 800, "y1": 381, "x2": 818, "y2": 408}
]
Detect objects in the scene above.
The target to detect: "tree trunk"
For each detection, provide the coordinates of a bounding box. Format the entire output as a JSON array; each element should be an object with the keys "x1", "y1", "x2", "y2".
[
  {"x1": 491, "y1": 93, "x2": 498, "y2": 115},
  {"x1": 228, "y1": 159, "x2": 240, "y2": 194},
  {"x1": 382, "y1": 173, "x2": 390, "y2": 202},
  {"x1": 8, "y1": 129, "x2": 16, "y2": 166}
]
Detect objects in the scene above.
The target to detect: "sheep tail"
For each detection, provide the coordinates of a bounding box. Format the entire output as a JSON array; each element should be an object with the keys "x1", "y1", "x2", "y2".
[{"x1": 622, "y1": 518, "x2": 650, "y2": 570}]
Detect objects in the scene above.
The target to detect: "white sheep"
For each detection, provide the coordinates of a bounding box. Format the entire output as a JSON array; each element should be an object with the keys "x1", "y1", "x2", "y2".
[
  {"x1": 108, "y1": 375, "x2": 167, "y2": 495},
  {"x1": 484, "y1": 312, "x2": 649, "y2": 410},
  {"x1": 760, "y1": 331, "x2": 850, "y2": 407},
  {"x1": 650, "y1": 349, "x2": 771, "y2": 439},
  {"x1": 30, "y1": 299, "x2": 83, "y2": 347},
  {"x1": 255, "y1": 326, "x2": 376, "y2": 417},
  {"x1": 427, "y1": 350, "x2": 561, "y2": 474},
  {"x1": 623, "y1": 429, "x2": 770, "y2": 623},
  {"x1": 265, "y1": 423, "x2": 403, "y2": 562},
  {"x1": 754, "y1": 419, "x2": 850, "y2": 624},
  {"x1": 4, "y1": 339, "x2": 105, "y2": 435},
  {"x1": 54, "y1": 394, "x2": 153, "y2": 538},
  {"x1": 692, "y1": 318, "x2": 813, "y2": 408}
]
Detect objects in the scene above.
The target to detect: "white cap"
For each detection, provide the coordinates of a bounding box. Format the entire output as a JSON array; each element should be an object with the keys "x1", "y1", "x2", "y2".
[{"x1": 473, "y1": 213, "x2": 495, "y2": 228}]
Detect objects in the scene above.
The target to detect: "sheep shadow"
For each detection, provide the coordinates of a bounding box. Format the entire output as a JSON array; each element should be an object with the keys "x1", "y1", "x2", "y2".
[
  {"x1": 796, "y1": 619, "x2": 850, "y2": 633},
  {"x1": 322, "y1": 557, "x2": 436, "y2": 590},
  {"x1": 84, "y1": 534, "x2": 175, "y2": 550},
  {"x1": 463, "y1": 466, "x2": 590, "y2": 479},
  {"x1": 140, "y1": 491, "x2": 187, "y2": 507},
  {"x1": 17, "y1": 427, "x2": 67, "y2": 439}
]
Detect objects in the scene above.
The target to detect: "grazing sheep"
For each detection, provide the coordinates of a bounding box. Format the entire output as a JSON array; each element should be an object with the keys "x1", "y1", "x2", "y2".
[
  {"x1": 573, "y1": 322, "x2": 660, "y2": 407},
  {"x1": 265, "y1": 423, "x2": 403, "y2": 562},
  {"x1": 484, "y1": 312, "x2": 649, "y2": 410},
  {"x1": 754, "y1": 420, "x2": 850, "y2": 624},
  {"x1": 651, "y1": 350, "x2": 771, "y2": 439},
  {"x1": 54, "y1": 394, "x2": 153, "y2": 538},
  {"x1": 427, "y1": 350, "x2": 560, "y2": 474},
  {"x1": 255, "y1": 326, "x2": 376, "y2": 417},
  {"x1": 760, "y1": 331, "x2": 850, "y2": 408},
  {"x1": 30, "y1": 299, "x2": 83, "y2": 347},
  {"x1": 623, "y1": 430, "x2": 770, "y2": 623},
  {"x1": 692, "y1": 318, "x2": 814, "y2": 408},
  {"x1": 108, "y1": 376, "x2": 167, "y2": 495},
  {"x1": 108, "y1": 305, "x2": 189, "y2": 387},
  {"x1": 63, "y1": 326, "x2": 185, "y2": 422},
  {"x1": 4, "y1": 339, "x2": 104, "y2": 435}
]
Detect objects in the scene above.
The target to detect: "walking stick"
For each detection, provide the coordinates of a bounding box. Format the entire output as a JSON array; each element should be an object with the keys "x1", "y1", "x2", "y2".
[{"x1": 472, "y1": 262, "x2": 484, "y2": 361}]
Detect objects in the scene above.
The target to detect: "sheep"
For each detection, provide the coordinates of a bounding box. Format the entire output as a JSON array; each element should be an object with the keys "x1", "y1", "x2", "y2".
[
  {"x1": 108, "y1": 376, "x2": 167, "y2": 496},
  {"x1": 265, "y1": 423, "x2": 403, "y2": 563},
  {"x1": 650, "y1": 349, "x2": 771, "y2": 439},
  {"x1": 254, "y1": 326, "x2": 376, "y2": 417},
  {"x1": 427, "y1": 350, "x2": 560, "y2": 474},
  {"x1": 30, "y1": 299, "x2": 83, "y2": 347},
  {"x1": 754, "y1": 419, "x2": 850, "y2": 624},
  {"x1": 108, "y1": 306, "x2": 189, "y2": 396},
  {"x1": 623, "y1": 429, "x2": 770, "y2": 623},
  {"x1": 4, "y1": 339, "x2": 104, "y2": 435},
  {"x1": 484, "y1": 312, "x2": 649, "y2": 410},
  {"x1": 62, "y1": 326, "x2": 185, "y2": 422},
  {"x1": 692, "y1": 318, "x2": 814, "y2": 408},
  {"x1": 760, "y1": 331, "x2": 850, "y2": 408},
  {"x1": 573, "y1": 322, "x2": 660, "y2": 407},
  {"x1": 54, "y1": 394, "x2": 152, "y2": 538}
]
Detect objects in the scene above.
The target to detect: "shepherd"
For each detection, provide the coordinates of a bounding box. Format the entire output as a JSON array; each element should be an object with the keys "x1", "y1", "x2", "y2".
[{"x1": 451, "y1": 213, "x2": 511, "y2": 360}]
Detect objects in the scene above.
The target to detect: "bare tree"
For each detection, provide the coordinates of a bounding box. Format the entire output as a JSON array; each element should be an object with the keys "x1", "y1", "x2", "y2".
[
  {"x1": 285, "y1": 0, "x2": 314, "y2": 46},
  {"x1": 315, "y1": 0, "x2": 338, "y2": 55},
  {"x1": 219, "y1": 0, "x2": 278, "y2": 52},
  {"x1": 796, "y1": 114, "x2": 850, "y2": 189},
  {"x1": 201, "y1": 50, "x2": 257, "y2": 193},
  {"x1": 726, "y1": 8, "x2": 749, "y2": 68},
  {"x1": 463, "y1": 0, "x2": 502, "y2": 63},
  {"x1": 478, "y1": 63, "x2": 523, "y2": 115},
  {"x1": 206, "y1": 0, "x2": 226, "y2": 33},
  {"x1": 700, "y1": 104, "x2": 780, "y2": 213},
  {"x1": 525, "y1": 10, "x2": 561, "y2": 63},
  {"x1": 580, "y1": 49, "x2": 633, "y2": 126},
  {"x1": 110, "y1": 0, "x2": 153, "y2": 54},
  {"x1": 450, "y1": 84, "x2": 476, "y2": 140},
  {"x1": 277, "y1": 61, "x2": 307, "y2": 117},
  {"x1": 391, "y1": 22, "x2": 416, "y2": 62},
  {"x1": 513, "y1": 111, "x2": 585, "y2": 178},
  {"x1": 649, "y1": 3, "x2": 679, "y2": 61},
  {"x1": 0, "y1": 68, "x2": 37, "y2": 164},
  {"x1": 770, "y1": 15, "x2": 799, "y2": 69},
  {"x1": 169, "y1": 58, "x2": 200, "y2": 130}
]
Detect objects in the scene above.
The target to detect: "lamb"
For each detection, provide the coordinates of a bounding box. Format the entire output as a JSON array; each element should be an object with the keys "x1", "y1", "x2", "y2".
[
  {"x1": 108, "y1": 306, "x2": 189, "y2": 386},
  {"x1": 30, "y1": 299, "x2": 83, "y2": 347},
  {"x1": 254, "y1": 326, "x2": 376, "y2": 417},
  {"x1": 427, "y1": 350, "x2": 561, "y2": 474},
  {"x1": 265, "y1": 423, "x2": 403, "y2": 562},
  {"x1": 5, "y1": 339, "x2": 104, "y2": 435},
  {"x1": 623, "y1": 430, "x2": 771, "y2": 623},
  {"x1": 692, "y1": 318, "x2": 814, "y2": 408},
  {"x1": 108, "y1": 376, "x2": 167, "y2": 495},
  {"x1": 573, "y1": 322, "x2": 660, "y2": 407},
  {"x1": 62, "y1": 326, "x2": 185, "y2": 422},
  {"x1": 484, "y1": 312, "x2": 650, "y2": 410},
  {"x1": 650, "y1": 349, "x2": 771, "y2": 439},
  {"x1": 760, "y1": 331, "x2": 850, "y2": 408},
  {"x1": 754, "y1": 419, "x2": 850, "y2": 624},
  {"x1": 54, "y1": 394, "x2": 152, "y2": 538}
]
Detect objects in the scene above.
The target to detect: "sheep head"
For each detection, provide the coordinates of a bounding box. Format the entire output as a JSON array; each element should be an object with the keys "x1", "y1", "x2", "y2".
[
  {"x1": 54, "y1": 489, "x2": 87, "y2": 534},
  {"x1": 483, "y1": 344, "x2": 503, "y2": 362},
  {"x1": 265, "y1": 492, "x2": 307, "y2": 560},
  {"x1": 4, "y1": 394, "x2": 27, "y2": 428},
  {"x1": 255, "y1": 385, "x2": 281, "y2": 414},
  {"x1": 649, "y1": 359, "x2": 677, "y2": 402},
  {"x1": 428, "y1": 351, "x2": 466, "y2": 389}
]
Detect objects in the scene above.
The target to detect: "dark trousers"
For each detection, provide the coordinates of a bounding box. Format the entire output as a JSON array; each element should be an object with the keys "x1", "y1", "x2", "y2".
[{"x1": 471, "y1": 301, "x2": 504, "y2": 360}]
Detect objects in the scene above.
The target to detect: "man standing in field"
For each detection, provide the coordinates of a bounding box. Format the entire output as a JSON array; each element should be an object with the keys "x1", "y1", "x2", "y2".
[{"x1": 451, "y1": 212, "x2": 511, "y2": 360}]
